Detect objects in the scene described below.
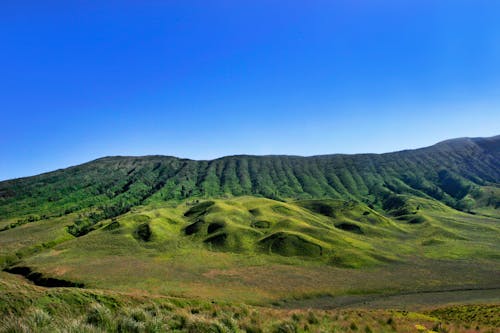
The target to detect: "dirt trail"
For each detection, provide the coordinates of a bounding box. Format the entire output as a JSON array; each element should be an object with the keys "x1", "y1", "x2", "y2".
[{"x1": 279, "y1": 287, "x2": 500, "y2": 310}]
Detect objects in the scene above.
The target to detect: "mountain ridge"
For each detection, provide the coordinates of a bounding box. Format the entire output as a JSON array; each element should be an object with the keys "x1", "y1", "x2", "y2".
[
  {"x1": 1, "y1": 135, "x2": 498, "y2": 225},
  {"x1": 4, "y1": 135, "x2": 498, "y2": 183},
  {"x1": 71, "y1": 134, "x2": 500, "y2": 164}
]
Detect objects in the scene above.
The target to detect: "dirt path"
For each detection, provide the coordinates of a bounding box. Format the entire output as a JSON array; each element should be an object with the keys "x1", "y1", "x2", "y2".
[{"x1": 279, "y1": 287, "x2": 500, "y2": 310}]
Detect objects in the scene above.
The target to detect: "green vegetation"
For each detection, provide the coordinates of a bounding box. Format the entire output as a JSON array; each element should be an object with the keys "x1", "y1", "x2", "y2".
[
  {"x1": 1, "y1": 272, "x2": 498, "y2": 333},
  {"x1": 426, "y1": 304, "x2": 499, "y2": 327},
  {"x1": 0, "y1": 135, "x2": 499, "y2": 331},
  {"x1": 1, "y1": 137, "x2": 498, "y2": 224}
]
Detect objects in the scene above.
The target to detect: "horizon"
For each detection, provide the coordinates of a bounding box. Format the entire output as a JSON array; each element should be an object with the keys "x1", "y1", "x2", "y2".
[{"x1": 2, "y1": 1, "x2": 500, "y2": 180}]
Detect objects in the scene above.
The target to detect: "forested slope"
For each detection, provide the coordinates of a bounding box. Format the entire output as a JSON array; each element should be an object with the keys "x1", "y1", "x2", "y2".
[{"x1": 1, "y1": 136, "x2": 498, "y2": 224}]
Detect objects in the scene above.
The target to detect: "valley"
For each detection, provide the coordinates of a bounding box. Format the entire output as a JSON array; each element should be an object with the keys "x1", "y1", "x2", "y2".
[{"x1": 0, "y1": 136, "x2": 499, "y2": 332}]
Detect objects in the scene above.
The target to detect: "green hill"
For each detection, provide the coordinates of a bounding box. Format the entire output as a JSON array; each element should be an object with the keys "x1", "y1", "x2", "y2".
[
  {"x1": 0, "y1": 135, "x2": 499, "y2": 309},
  {"x1": 1, "y1": 135, "x2": 498, "y2": 225}
]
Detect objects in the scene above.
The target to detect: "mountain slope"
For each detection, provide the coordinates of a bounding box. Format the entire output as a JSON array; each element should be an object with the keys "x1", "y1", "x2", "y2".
[
  {"x1": 1, "y1": 136, "x2": 498, "y2": 226},
  {"x1": 0, "y1": 136, "x2": 499, "y2": 304}
]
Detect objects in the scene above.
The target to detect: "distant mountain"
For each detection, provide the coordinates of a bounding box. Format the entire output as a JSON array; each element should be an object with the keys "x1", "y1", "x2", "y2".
[{"x1": 1, "y1": 136, "x2": 499, "y2": 225}]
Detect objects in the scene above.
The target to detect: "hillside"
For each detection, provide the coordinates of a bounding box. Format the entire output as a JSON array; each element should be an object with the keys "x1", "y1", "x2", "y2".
[
  {"x1": 1, "y1": 136, "x2": 499, "y2": 227},
  {"x1": 0, "y1": 136, "x2": 499, "y2": 331}
]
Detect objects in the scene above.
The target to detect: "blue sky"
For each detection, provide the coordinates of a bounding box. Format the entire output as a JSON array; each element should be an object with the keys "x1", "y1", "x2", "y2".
[{"x1": 1, "y1": 1, "x2": 499, "y2": 180}]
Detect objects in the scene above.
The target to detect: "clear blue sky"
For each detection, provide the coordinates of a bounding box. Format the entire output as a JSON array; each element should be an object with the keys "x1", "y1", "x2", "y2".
[{"x1": 1, "y1": 1, "x2": 499, "y2": 180}]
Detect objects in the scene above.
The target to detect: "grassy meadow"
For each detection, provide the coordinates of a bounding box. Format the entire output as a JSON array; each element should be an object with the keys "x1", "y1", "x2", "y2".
[
  {"x1": 1, "y1": 271, "x2": 499, "y2": 333},
  {"x1": 0, "y1": 137, "x2": 499, "y2": 331},
  {"x1": 1, "y1": 195, "x2": 499, "y2": 332},
  {"x1": 1, "y1": 197, "x2": 498, "y2": 302}
]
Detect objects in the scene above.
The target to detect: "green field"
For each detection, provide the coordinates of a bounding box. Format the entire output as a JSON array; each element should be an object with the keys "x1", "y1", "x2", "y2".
[
  {"x1": 1, "y1": 271, "x2": 499, "y2": 333},
  {"x1": 2, "y1": 196, "x2": 498, "y2": 302},
  {"x1": 0, "y1": 136, "x2": 499, "y2": 331}
]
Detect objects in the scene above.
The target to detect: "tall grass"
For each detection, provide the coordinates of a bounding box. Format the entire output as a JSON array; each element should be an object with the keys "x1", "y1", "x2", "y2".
[{"x1": 1, "y1": 288, "x2": 498, "y2": 333}]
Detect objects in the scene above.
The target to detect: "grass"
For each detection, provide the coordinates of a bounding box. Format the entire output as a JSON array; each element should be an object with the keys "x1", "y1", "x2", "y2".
[
  {"x1": 1, "y1": 272, "x2": 498, "y2": 333},
  {"x1": 1, "y1": 136, "x2": 498, "y2": 224},
  {"x1": 0, "y1": 196, "x2": 497, "y2": 305},
  {"x1": 0, "y1": 135, "x2": 498, "y2": 330},
  {"x1": 426, "y1": 304, "x2": 499, "y2": 327}
]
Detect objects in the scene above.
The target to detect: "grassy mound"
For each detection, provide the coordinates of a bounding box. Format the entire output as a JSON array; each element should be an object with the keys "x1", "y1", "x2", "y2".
[
  {"x1": 252, "y1": 220, "x2": 271, "y2": 229},
  {"x1": 296, "y1": 200, "x2": 337, "y2": 217},
  {"x1": 184, "y1": 220, "x2": 204, "y2": 235},
  {"x1": 259, "y1": 232, "x2": 323, "y2": 257},
  {"x1": 296, "y1": 199, "x2": 393, "y2": 227},
  {"x1": 406, "y1": 215, "x2": 427, "y2": 224},
  {"x1": 104, "y1": 219, "x2": 120, "y2": 231},
  {"x1": 134, "y1": 223, "x2": 152, "y2": 242},
  {"x1": 207, "y1": 221, "x2": 225, "y2": 234},
  {"x1": 0, "y1": 195, "x2": 498, "y2": 304},
  {"x1": 203, "y1": 232, "x2": 228, "y2": 247},
  {"x1": 335, "y1": 222, "x2": 363, "y2": 234},
  {"x1": 184, "y1": 201, "x2": 215, "y2": 218}
]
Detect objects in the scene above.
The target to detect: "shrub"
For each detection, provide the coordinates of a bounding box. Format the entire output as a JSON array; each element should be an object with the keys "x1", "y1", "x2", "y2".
[
  {"x1": 220, "y1": 315, "x2": 239, "y2": 331},
  {"x1": 86, "y1": 303, "x2": 111, "y2": 328},
  {"x1": 116, "y1": 315, "x2": 145, "y2": 333},
  {"x1": 134, "y1": 223, "x2": 152, "y2": 242},
  {"x1": 144, "y1": 317, "x2": 165, "y2": 333},
  {"x1": 168, "y1": 314, "x2": 188, "y2": 330},
  {"x1": 307, "y1": 311, "x2": 319, "y2": 324},
  {"x1": 241, "y1": 323, "x2": 263, "y2": 333},
  {"x1": 129, "y1": 308, "x2": 148, "y2": 322},
  {"x1": 28, "y1": 308, "x2": 51, "y2": 327},
  {"x1": 185, "y1": 318, "x2": 225, "y2": 333},
  {"x1": 272, "y1": 321, "x2": 297, "y2": 333},
  {"x1": 0, "y1": 316, "x2": 30, "y2": 333}
]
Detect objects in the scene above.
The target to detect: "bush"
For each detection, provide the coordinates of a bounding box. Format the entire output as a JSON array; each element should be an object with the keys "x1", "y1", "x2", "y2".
[
  {"x1": 220, "y1": 315, "x2": 239, "y2": 331},
  {"x1": 272, "y1": 321, "x2": 297, "y2": 333},
  {"x1": 168, "y1": 314, "x2": 188, "y2": 330},
  {"x1": 116, "y1": 315, "x2": 145, "y2": 333},
  {"x1": 307, "y1": 311, "x2": 319, "y2": 324},
  {"x1": 241, "y1": 323, "x2": 263, "y2": 333},
  {"x1": 185, "y1": 318, "x2": 225, "y2": 333},
  {"x1": 0, "y1": 316, "x2": 30, "y2": 333},
  {"x1": 144, "y1": 317, "x2": 165, "y2": 333},
  {"x1": 134, "y1": 223, "x2": 152, "y2": 242},
  {"x1": 28, "y1": 308, "x2": 51, "y2": 327},
  {"x1": 129, "y1": 308, "x2": 148, "y2": 322},
  {"x1": 86, "y1": 303, "x2": 111, "y2": 328}
]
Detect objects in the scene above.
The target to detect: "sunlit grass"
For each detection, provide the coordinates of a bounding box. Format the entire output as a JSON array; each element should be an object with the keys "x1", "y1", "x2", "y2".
[{"x1": 1, "y1": 272, "x2": 498, "y2": 333}]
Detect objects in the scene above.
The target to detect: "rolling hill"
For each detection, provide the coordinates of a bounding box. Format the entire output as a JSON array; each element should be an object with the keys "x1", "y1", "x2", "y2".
[
  {"x1": 1, "y1": 135, "x2": 498, "y2": 223},
  {"x1": 0, "y1": 136, "x2": 499, "y2": 332}
]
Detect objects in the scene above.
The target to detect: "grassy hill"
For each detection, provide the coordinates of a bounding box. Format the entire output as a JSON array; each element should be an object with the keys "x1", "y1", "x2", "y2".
[
  {"x1": 1, "y1": 135, "x2": 498, "y2": 225},
  {"x1": 0, "y1": 136, "x2": 499, "y2": 331}
]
